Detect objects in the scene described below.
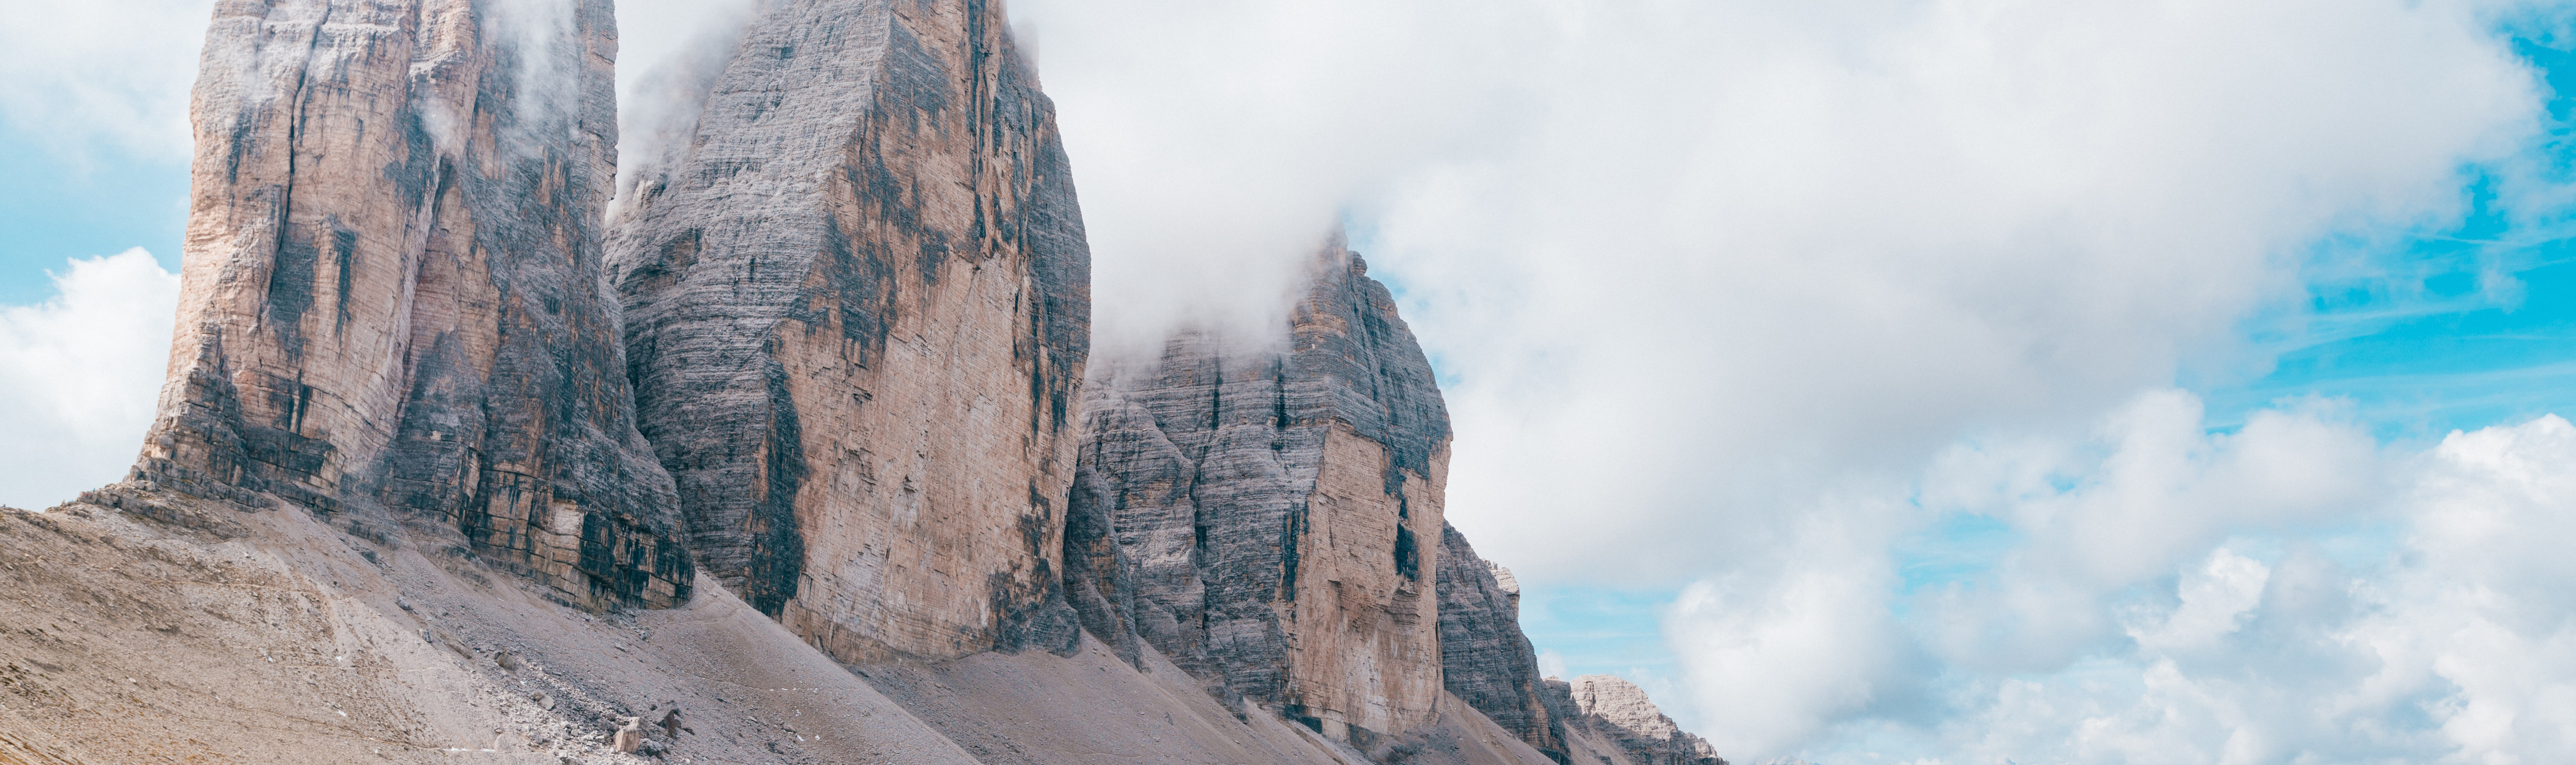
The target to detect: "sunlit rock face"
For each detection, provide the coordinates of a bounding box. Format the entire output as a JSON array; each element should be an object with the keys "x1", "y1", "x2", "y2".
[
  {"x1": 610, "y1": 0, "x2": 1092, "y2": 662},
  {"x1": 1549, "y1": 675, "x2": 1728, "y2": 765},
  {"x1": 1067, "y1": 237, "x2": 1452, "y2": 749},
  {"x1": 1439, "y1": 524, "x2": 1571, "y2": 761},
  {"x1": 134, "y1": 0, "x2": 691, "y2": 609}
]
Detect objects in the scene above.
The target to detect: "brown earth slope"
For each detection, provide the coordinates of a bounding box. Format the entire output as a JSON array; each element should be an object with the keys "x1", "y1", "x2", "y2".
[
  {"x1": 0, "y1": 492, "x2": 1565, "y2": 765},
  {"x1": 0, "y1": 493, "x2": 978, "y2": 765}
]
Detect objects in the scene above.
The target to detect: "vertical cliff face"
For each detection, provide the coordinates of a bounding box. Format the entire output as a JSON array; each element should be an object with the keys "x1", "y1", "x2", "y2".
[
  {"x1": 1439, "y1": 524, "x2": 1570, "y2": 762},
  {"x1": 133, "y1": 0, "x2": 690, "y2": 609},
  {"x1": 1068, "y1": 237, "x2": 1452, "y2": 747},
  {"x1": 1548, "y1": 675, "x2": 1728, "y2": 765},
  {"x1": 611, "y1": 0, "x2": 1091, "y2": 663}
]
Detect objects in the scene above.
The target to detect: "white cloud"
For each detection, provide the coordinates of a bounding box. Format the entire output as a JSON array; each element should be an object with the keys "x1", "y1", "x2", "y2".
[
  {"x1": 1009, "y1": 0, "x2": 1535, "y2": 355},
  {"x1": 1009, "y1": 0, "x2": 2548, "y2": 579},
  {"x1": 1363, "y1": 0, "x2": 2540, "y2": 583},
  {"x1": 1907, "y1": 392, "x2": 2387, "y2": 672},
  {"x1": 1736, "y1": 407, "x2": 2576, "y2": 764},
  {"x1": 1667, "y1": 506, "x2": 1912, "y2": 755},
  {"x1": 2127, "y1": 548, "x2": 2269, "y2": 656},
  {"x1": 0, "y1": 250, "x2": 179, "y2": 509},
  {"x1": 0, "y1": 0, "x2": 216, "y2": 158}
]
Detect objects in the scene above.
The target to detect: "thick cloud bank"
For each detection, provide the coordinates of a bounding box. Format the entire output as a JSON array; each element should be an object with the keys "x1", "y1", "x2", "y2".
[
  {"x1": 0, "y1": 250, "x2": 178, "y2": 509},
  {"x1": 1704, "y1": 404, "x2": 2576, "y2": 763}
]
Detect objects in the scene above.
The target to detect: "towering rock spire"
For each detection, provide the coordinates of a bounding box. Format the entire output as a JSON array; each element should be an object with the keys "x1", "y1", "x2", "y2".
[
  {"x1": 611, "y1": 0, "x2": 1092, "y2": 662},
  {"x1": 133, "y1": 0, "x2": 691, "y2": 609},
  {"x1": 1068, "y1": 236, "x2": 1453, "y2": 748}
]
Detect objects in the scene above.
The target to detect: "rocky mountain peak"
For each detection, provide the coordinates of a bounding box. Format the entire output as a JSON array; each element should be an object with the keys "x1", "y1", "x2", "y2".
[
  {"x1": 608, "y1": 0, "x2": 1092, "y2": 664},
  {"x1": 1066, "y1": 234, "x2": 1452, "y2": 748},
  {"x1": 129, "y1": 0, "x2": 687, "y2": 610}
]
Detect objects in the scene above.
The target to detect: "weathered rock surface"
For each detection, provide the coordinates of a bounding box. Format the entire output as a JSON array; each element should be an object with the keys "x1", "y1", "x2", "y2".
[
  {"x1": 609, "y1": 0, "x2": 1090, "y2": 664},
  {"x1": 133, "y1": 0, "x2": 690, "y2": 609},
  {"x1": 1548, "y1": 675, "x2": 1727, "y2": 765},
  {"x1": 1068, "y1": 237, "x2": 1452, "y2": 747},
  {"x1": 1438, "y1": 523, "x2": 1569, "y2": 761}
]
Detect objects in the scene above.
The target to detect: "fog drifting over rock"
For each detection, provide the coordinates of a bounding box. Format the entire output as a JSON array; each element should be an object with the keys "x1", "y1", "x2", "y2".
[
  {"x1": 1006, "y1": 0, "x2": 2574, "y2": 760},
  {"x1": 8, "y1": 0, "x2": 2576, "y2": 760}
]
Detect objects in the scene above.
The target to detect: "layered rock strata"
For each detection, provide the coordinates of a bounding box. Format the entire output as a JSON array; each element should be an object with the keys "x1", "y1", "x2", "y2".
[
  {"x1": 1068, "y1": 238, "x2": 1452, "y2": 747},
  {"x1": 1548, "y1": 675, "x2": 1727, "y2": 765},
  {"x1": 610, "y1": 0, "x2": 1091, "y2": 663},
  {"x1": 133, "y1": 0, "x2": 690, "y2": 609},
  {"x1": 1438, "y1": 524, "x2": 1570, "y2": 762}
]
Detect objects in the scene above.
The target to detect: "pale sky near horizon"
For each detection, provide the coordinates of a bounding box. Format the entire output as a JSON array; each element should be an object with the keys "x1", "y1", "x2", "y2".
[{"x1": 10, "y1": 1, "x2": 2576, "y2": 762}]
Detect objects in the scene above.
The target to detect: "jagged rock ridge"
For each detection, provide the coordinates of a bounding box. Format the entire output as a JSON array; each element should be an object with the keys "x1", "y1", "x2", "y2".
[
  {"x1": 1438, "y1": 523, "x2": 1570, "y2": 761},
  {"x1": 130, "y1": 0, "x2": 689, "y2": 609},
  {"x1": 609, "y1": 0, "x2": 1091, "y2": 662},
  {"x1": 1066, "y1": 237, "x2": 1453, "y2": 748},
  {"x1": 1549, "y1": 675, "x2": 1727, "y2": 765}
]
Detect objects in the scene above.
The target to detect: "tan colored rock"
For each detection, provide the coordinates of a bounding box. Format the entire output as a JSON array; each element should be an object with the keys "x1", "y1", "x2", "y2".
[
  {"x1": 131, "y1": 0, "x2": 689, "y2": 609},
  {"x1": 610, "y1": 0, "x2": 1091, "y2": 664},
  {"x1": 1070, "y1": 238, "x2": 1450, "y2": 747},
  {"x1": 614, "y1": 718, "x2": 644, "y2": 753},
  {"x1": 1551, "y1": 675, "x2": 1727, "y2": 765}
]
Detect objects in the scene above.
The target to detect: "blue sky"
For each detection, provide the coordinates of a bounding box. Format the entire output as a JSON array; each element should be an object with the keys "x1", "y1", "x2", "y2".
[
  {"x1": 15, "y1": 1, "x2": 2576, "y2": 762},
  {"x1": 0, "y1": 130, "x2": 185, "y2": 304}
]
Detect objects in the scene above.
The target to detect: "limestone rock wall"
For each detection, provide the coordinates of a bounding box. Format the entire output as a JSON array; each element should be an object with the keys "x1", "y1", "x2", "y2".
[
  {"x1": 1437, "y1": 524, "x2": 1569, "y2": 762},
  {"x1": 1068, "y1": 238, "x2": 1452, "y2": 748},
  {"x1": 610, "y1": 0, "x2": 1091, "y2": 664},
  {"x1": 1547, "y1": 675, "x2": 1727, "y2": 765},
  {"x1": 135, "y1": 0, "x2": 691, "y2": 610}
]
